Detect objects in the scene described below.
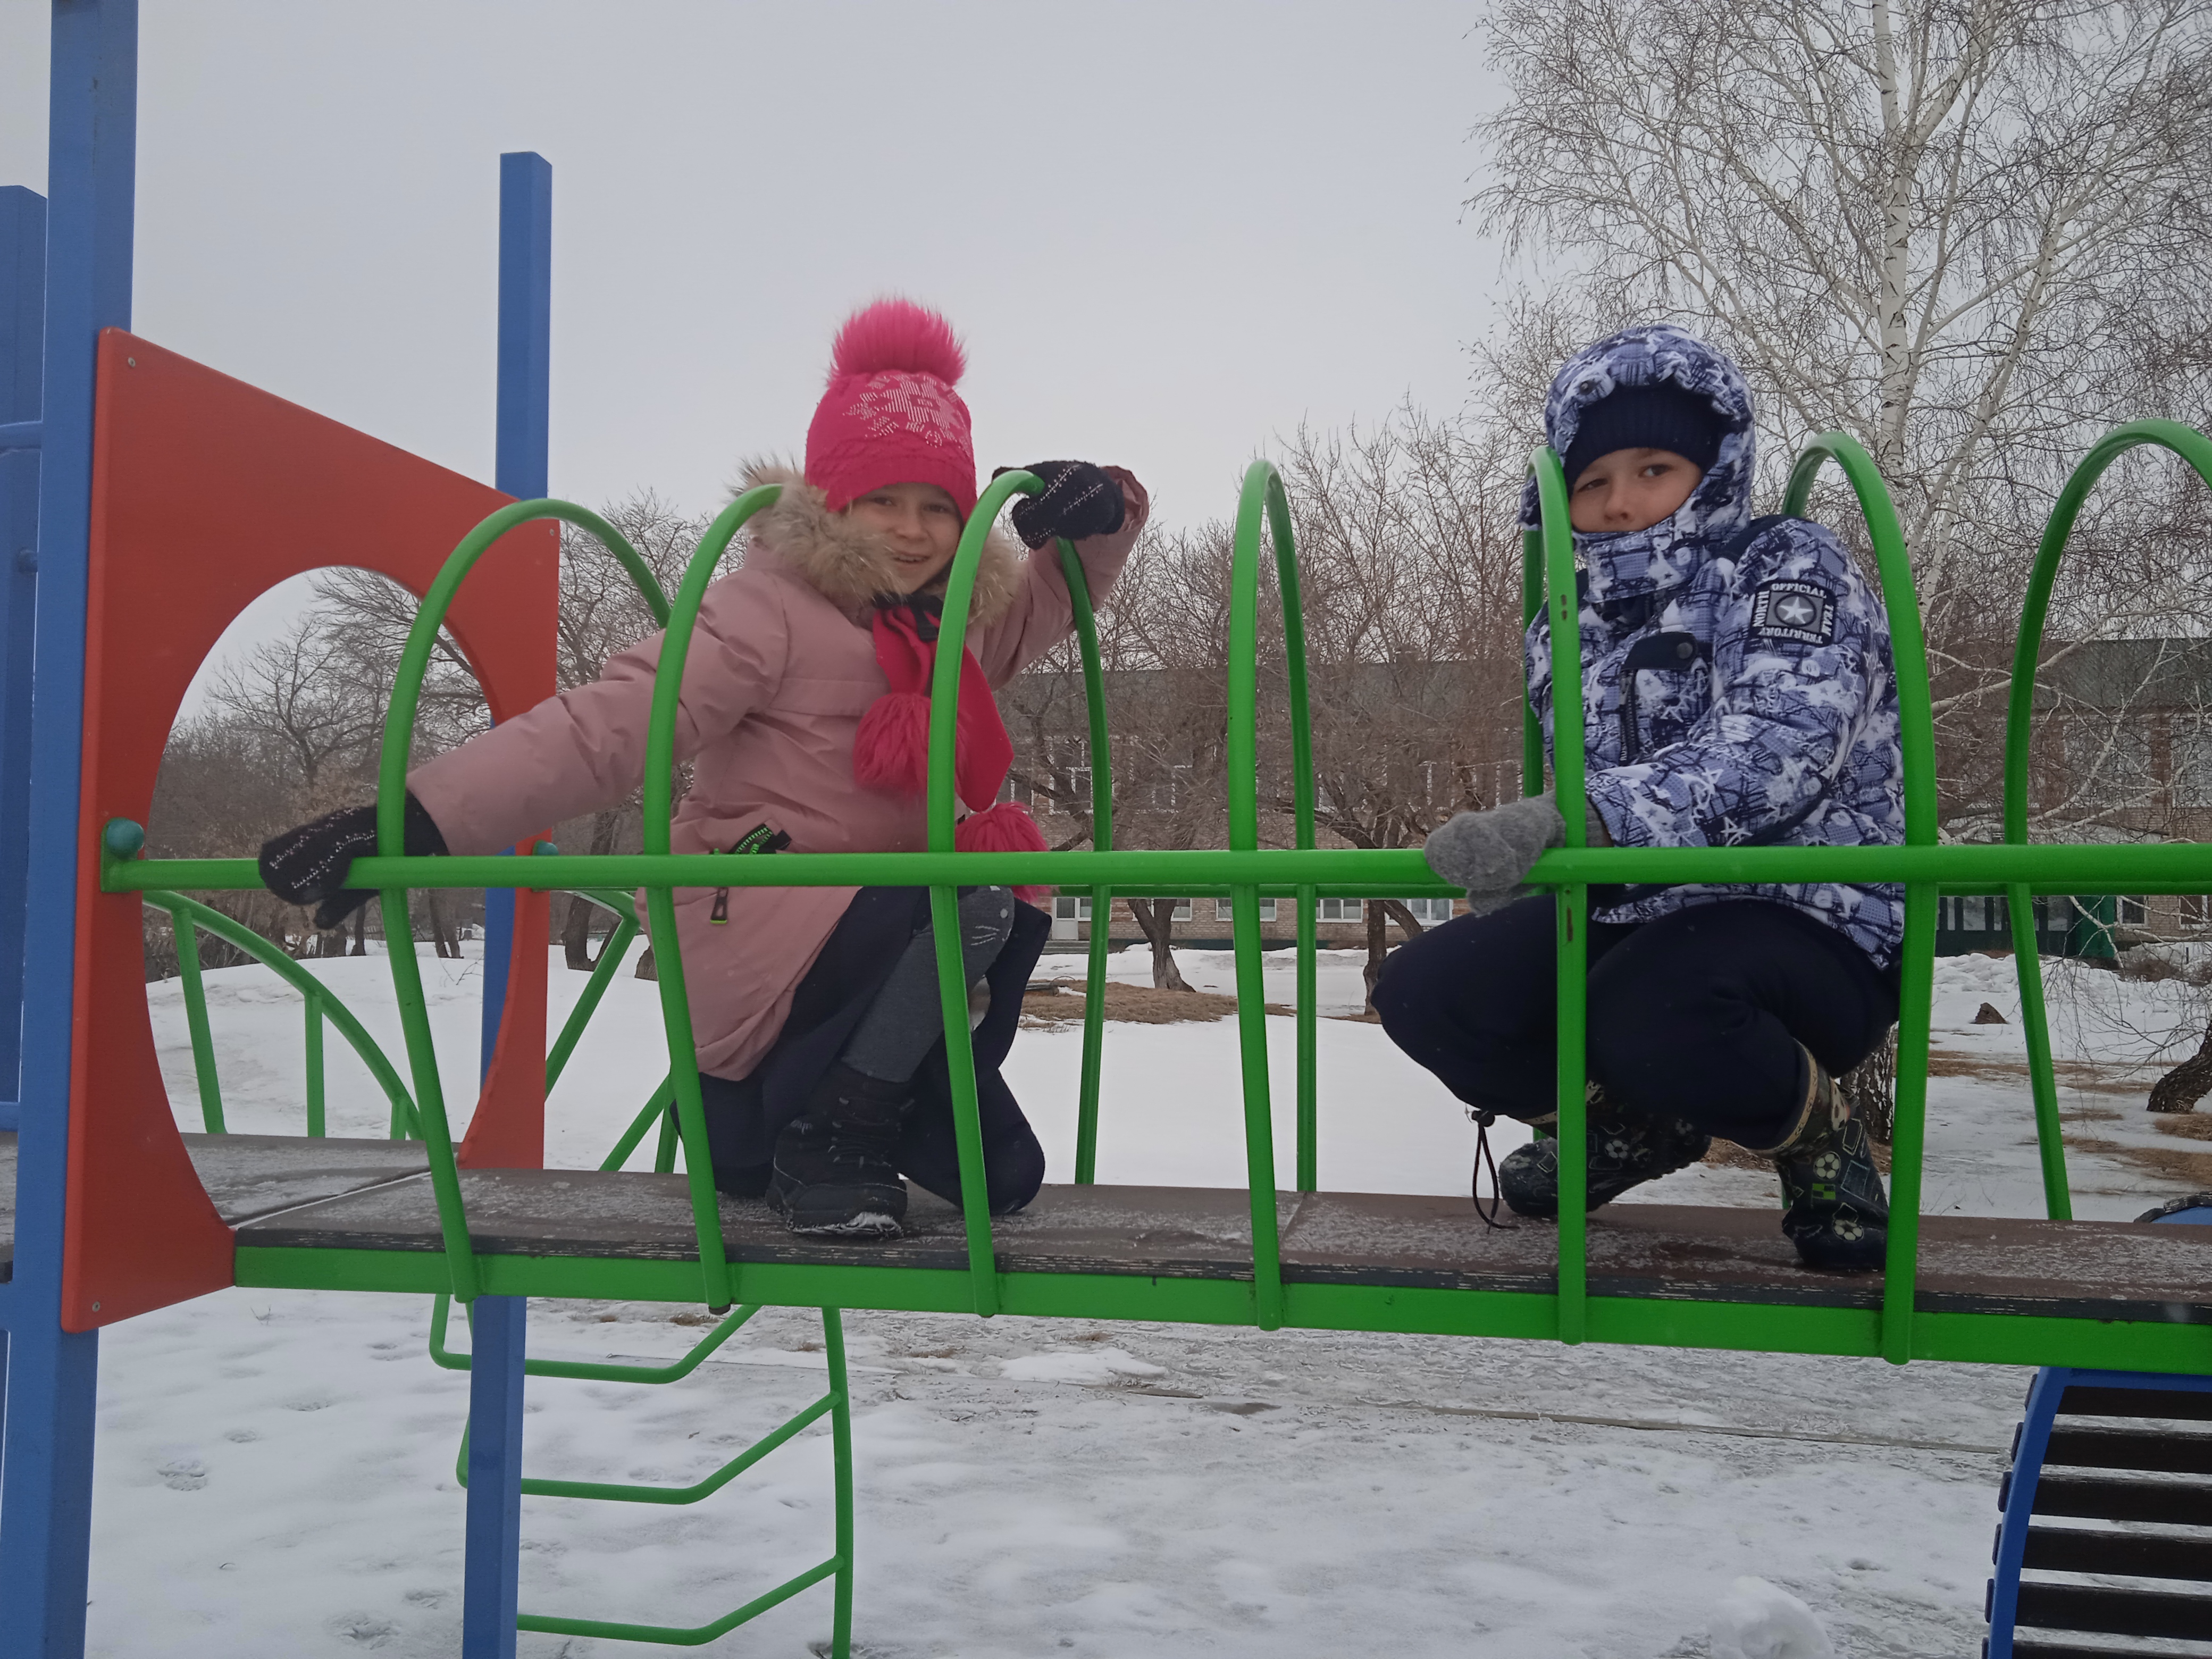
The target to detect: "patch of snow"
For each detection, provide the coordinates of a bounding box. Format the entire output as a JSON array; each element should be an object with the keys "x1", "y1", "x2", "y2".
[
  {"x1": 88, "y1": 940, "x2": 2212, "y2": 1654},
  {"x1": 1711, "y1": 1576, "x2": 1837, "y2": 1659},
  {"x1": 999, "y1": 1347, "x2": 1169, "y2": 1385}
]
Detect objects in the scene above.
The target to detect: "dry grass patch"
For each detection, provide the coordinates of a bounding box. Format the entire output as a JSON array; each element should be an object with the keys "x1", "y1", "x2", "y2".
[
  {"x1": 2076, "y1": 1134, "x2": 2212, "y2": 1186},
  {"x1": 1926, "y1": 1048, "x2": 2146, "y2": 1096},
  {"x1": 1020, "y1": 981, "x2": 1296, "y2": 1028},
  {"x1": 2154, "y1": 1112, "x2": 2212, "y2": 1142}
]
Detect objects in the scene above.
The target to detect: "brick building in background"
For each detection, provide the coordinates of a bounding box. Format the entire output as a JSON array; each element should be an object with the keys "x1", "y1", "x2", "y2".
[{"x1": 999, "y1": 635, "x2": 2212, "y2": 961}]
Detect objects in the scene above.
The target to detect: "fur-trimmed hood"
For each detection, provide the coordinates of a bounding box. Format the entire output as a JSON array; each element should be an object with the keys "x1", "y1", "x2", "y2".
[{"x1": 735, "y1": 462, "x2": 1025, "y2": 627}]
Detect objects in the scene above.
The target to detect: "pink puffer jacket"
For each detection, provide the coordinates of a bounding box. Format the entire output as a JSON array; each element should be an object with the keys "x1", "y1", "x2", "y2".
[{"x1": 411, "y1": 463, "x2": 1147, "y2": 1079}]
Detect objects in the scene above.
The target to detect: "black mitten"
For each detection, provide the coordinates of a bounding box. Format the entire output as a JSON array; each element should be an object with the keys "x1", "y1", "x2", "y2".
[
  {"x1": 996, "y1": 460, "x2": 1126, "y2": 549},
  {"x1": 259, "y1": 792, "x2": 449, "y2": 930}
]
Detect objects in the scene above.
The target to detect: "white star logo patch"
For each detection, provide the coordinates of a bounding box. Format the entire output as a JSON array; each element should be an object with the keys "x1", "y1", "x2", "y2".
[
  {"x1": 1748, "y1": 580, "x2": 1837, "y2": 645},
  {"x1": 1774, "y1": 593, "x2": 1818, "y2": 628}
]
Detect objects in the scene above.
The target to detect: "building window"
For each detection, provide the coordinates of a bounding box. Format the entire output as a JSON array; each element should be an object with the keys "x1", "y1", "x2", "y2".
[
  {"x1": 1318, "y1": 898, "x2": 1364, "y2": 922},
  {"x1": 1134, "y1": 898, "x2": 1192, "y2": 923},
  {"x1": 1053, "y1": 895, "x2": 1092, "y2": 922},
  {"x1": 1212, "y1": 898, "x2": 1279, "y2": 923},
  {"x1": 1941, "y1": 896, "x2": 2012, "y2": 933},
  {"x1": 1400, "y1": 896, "x2": 1456, "y2": 924}
]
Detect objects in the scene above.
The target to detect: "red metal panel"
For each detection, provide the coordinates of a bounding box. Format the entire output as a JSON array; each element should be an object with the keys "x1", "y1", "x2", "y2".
[{"x1": 64, "y1": 329, "x2": 557, "y2": 1329}]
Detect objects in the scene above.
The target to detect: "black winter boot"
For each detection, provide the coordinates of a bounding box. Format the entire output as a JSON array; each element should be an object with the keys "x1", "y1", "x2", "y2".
[
  {"x1": 1496, "y1": 1086, "x2": 1712, "y2": 1219},
  {"x1": 1745, "y1": 1044, "x2": 1889, "y2": 1272},
  {"x1": 768, "y1": 1063, "x2": 912, "y2": 1238}
]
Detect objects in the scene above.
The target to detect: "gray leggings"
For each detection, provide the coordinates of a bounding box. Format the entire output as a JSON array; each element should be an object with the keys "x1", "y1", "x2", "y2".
[{"x1": 839, "y1": 886, "x2": 1017, "y2": 1083}]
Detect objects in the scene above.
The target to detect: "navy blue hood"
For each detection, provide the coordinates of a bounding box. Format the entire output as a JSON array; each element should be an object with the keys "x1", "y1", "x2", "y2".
[{"x1": 1520, "y1": 325, "x2": 1757, "y2": 608}]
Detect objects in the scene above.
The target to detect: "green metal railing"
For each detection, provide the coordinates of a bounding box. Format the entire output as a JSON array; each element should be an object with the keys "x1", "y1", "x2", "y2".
[
  {"x1": 141, "y1": 881, "x2": 420, "y2": 1139},
  {"x1": 541, "y1": 883, "x2": 684, "y2": 1176},
  {"x1": 372, "y1": 500, "x2": 671, "y2": 1306},
  {"x1": 1063, "y1": 529, "x2": 1117, "y2": 1187},
  {"x1": 429, "y1": 1294, "x2": 853, "y2": 1647},
  {"x1": 543, "y1": 885, "x2": 643, "y2": 1095},
  {"x1": 97, "y1": 423, "x2": 2212, "y2": 1378},
  {"x1": 2002, "y1": 421, "x2": 2212, "y2": 1225},
  {"x1": 1221, "y1": 462, "x2": 1319, "y2": 1327},
  {"x1": 1782, "y1": 432, "x2": 1938, "y2": 1365}
]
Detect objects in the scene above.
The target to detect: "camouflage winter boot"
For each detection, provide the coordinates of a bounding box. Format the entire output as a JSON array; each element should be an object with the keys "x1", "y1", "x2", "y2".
[
  {"x1": 1742, "y1": 1044, "x2": 1889, "y2": 1272},
  {"x1": 1495, "y1": 1085, "x2": 1713, "y2": 1219}
]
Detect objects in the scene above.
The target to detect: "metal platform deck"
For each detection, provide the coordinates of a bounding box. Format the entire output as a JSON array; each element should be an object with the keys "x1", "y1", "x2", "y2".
[{"x1": 0, "y1": 1130, "x2": 428, "y2": 1284}]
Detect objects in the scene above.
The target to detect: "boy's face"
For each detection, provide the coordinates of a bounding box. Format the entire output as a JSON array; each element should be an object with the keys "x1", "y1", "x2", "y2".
[
  {"x1": 845, "y1": 481, "x2": 965, "y2": 592},
  {"x1": 1567, "y1": 447, "x2": 1703, "y2": 534}
]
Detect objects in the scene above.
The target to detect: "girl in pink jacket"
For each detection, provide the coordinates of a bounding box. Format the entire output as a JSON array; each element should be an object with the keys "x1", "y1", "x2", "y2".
[{"x1": 262, "y1": 299, "x2": 1149, "y2": 1238}]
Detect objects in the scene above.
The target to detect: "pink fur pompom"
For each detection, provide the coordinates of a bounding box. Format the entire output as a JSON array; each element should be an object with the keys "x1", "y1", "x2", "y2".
[
  {"x1": 828, "y1": 298, "x2": 966, "y2": 387},
  {"x1": 955, "y1": 802, "x2": 1051, "y2": 903},
  {"x1": 853, "y1": 691, "x2": 933, "y2": 796}
]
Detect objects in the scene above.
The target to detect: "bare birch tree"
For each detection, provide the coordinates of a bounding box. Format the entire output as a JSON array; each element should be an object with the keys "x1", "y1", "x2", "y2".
[
  {"x1": 1471, "y1": 0, "x2": 2212, "y2": 818},
  {"x1": 1471, "y1": 0, "x2": 2212, "y2": 1109}
]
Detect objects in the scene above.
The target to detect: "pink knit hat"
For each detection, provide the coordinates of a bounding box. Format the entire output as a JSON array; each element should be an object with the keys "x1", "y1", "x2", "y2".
[{"x1": 805, "y1": 299, "x2": 977, "y2": 518}]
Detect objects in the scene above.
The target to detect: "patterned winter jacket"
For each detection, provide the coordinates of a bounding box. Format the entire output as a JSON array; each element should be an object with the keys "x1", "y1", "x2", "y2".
[{"x1": 1522, "y1": 326, "x2": 1906, "y2": 968}]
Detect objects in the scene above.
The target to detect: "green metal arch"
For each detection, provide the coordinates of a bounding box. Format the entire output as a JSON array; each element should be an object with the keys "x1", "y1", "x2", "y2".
[
  {"x1": 1526, "y1": 434, "x2": 1936, "y2": 1359},
  {"x1": 1999, "y1": 421, "x2": 2212, "y2": 1224},
  {"x1": 1776, "y1": 431, "x2": 1936, "y2": 1362},
  {"x1": 635, "y1": 482, "x2": 781, "y2": 1307},
  {"x1": 373, "y1": 497, "x2": 671, "y2": 1303},
  {"x1": 147, "y1": 889, "x2": 421, "y2": 1139},
  {"x1": 1219, "y1": 460, "x2": 1322, "y2": 1327}
]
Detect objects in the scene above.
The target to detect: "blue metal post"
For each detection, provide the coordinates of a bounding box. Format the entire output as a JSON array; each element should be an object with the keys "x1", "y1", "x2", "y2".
[
  {"x1": 0, "y1": 6, "x2": 138, "y2": 1657},
  {"x1": 479, "y1": 152, "x2": 550, "y2": 1084},
  {"x1": 0, "y1": 186, "x2": 46, "y2": 1113},
  {"x1": 461, "y1": 1295, "x2": 527, "y2": 1659},
  {"x1": 0, "y1": 178, "x2": 37, "y2": 1608},
  {"x1": 457, "y1": 149, "x2": 549, "y2": 1659}
]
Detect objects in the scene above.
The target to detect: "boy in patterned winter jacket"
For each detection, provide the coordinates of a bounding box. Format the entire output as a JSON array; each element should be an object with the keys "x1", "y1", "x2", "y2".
[{"x1": 1374, "y1": 325, "x2": 1900, "y2": 1271}]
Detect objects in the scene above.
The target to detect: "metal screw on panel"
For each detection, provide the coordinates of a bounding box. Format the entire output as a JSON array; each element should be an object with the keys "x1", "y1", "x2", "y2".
[{"x1": 125, "y1": 356, "x2": 135, "y2": 367}]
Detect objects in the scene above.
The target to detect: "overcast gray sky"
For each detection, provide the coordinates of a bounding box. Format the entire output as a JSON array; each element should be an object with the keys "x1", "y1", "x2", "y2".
[{"x1": 4, "y1": 1, "x2": 1508, "y2": 531}]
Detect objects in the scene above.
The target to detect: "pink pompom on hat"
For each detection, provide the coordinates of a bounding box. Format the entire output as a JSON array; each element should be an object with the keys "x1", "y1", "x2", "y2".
[{"x1": 805, "y1": 298, "x2": 977, "y2": 518}]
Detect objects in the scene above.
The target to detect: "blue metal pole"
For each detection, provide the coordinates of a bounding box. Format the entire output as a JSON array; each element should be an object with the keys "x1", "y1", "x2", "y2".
[
  {"x1": 479, "y1": 151, "x2": 550, "y2": 1084},
  {"x1": 457, "y1": 150, "x2": 549, "y2": 1659},
  {"x1": 0, "y1": 7, "x2": 137, "y2": 1657},
  {"x1": 460, "y1": 1295, "x2": 527, "y2": 1659},
  {"x1": 0, "y1": 186, "x2": 45, "y2": 1115}
]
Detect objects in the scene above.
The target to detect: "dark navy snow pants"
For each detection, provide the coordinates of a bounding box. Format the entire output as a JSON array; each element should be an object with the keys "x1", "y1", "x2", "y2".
[{"x1": 1371, "y1": 896, "x2": 1898, "y2": 1147}]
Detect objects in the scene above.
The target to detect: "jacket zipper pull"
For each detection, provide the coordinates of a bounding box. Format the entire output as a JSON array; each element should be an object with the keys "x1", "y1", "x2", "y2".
[{"x1": 708, "y1": 824, "x2": 789, "y2": 926}]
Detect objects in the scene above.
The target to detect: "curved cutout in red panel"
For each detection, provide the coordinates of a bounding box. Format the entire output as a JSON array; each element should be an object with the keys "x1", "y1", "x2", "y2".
[{"x1": 66, "y1": 329, "x2": 557, "y2": 1329}]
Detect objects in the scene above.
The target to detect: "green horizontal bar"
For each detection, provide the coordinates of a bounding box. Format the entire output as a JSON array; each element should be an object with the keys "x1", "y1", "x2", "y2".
[
  {"x1": 516, "y1": 1555, "x2": 842, "y2": 1646},
  {"x1": 457, "y1": 1386, "x2": 836, "y2": 1505},
  {"x1": 430, "y1": 1292, "x2": 759, "y2": 1384},
  {"x1": 108, "y1": 840, "x2": 2212, "y2": 898},
  {"x1": 230, "y1": 1249, "x2": 2209, "y2": 1374},
  {"x1": 516, "y1": 1396, "x2": 835, "y2": 1505}
]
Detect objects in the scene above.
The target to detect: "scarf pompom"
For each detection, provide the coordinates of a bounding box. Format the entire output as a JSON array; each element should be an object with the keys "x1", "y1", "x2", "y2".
[
  {"x1": 853, "y1": 691, "x2": 934, "y2": 796},
  {"x1": 956, "y1": 801, "x2": 1051, "y2": 903}
]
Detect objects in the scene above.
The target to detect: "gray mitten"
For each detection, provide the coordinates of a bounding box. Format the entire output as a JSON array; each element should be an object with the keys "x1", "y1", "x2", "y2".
[{"x1": 1425, "y1": 792, "x2": 1568, "y2": 915}]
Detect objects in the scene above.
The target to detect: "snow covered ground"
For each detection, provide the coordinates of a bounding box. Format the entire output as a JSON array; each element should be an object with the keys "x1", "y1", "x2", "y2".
[{"x1": 76, "y1": 941, "x2": 2211, "y2": 1656}]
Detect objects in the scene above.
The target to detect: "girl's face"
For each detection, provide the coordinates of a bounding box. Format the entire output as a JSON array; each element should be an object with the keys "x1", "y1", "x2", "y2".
[
  {"x1": 1567, "y1": 448, "x2": 1703, "y2": 534},
  {"x1": 845, "y1": 481, "x2": 964, "y2": 592}
]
